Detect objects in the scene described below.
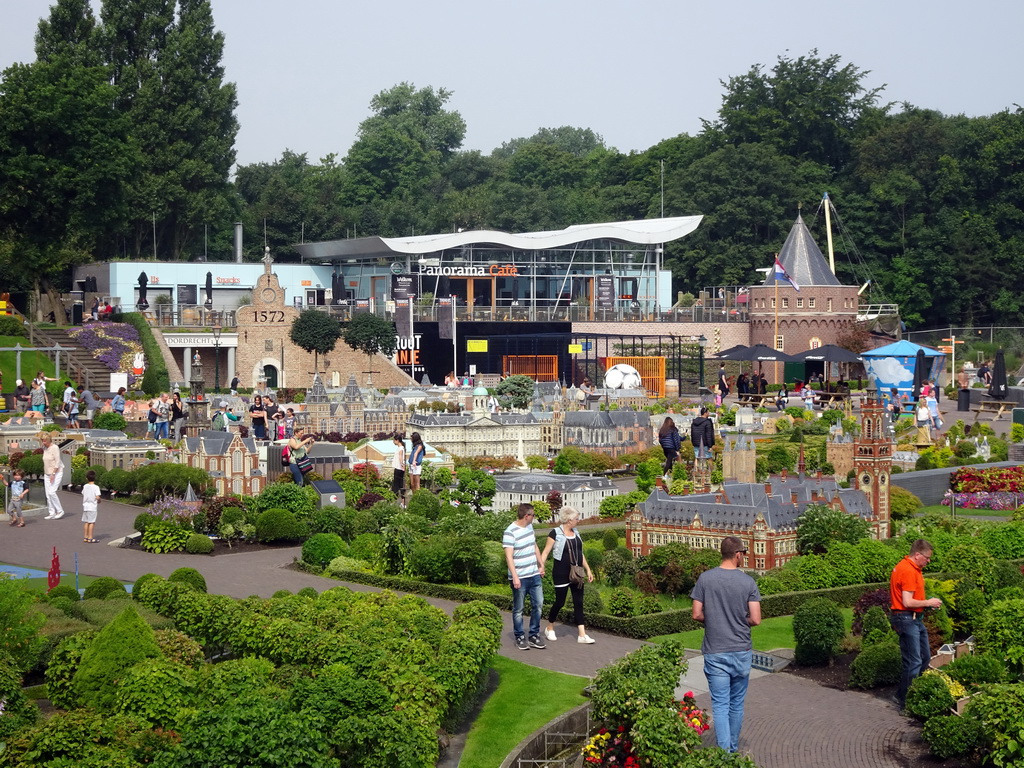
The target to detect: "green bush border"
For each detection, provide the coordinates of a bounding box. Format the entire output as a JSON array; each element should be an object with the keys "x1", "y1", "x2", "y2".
[{"x1": 121, "y1": 313, "x2": 170, "y2": 395}]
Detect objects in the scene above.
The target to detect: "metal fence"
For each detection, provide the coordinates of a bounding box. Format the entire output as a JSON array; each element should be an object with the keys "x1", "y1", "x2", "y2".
[{"x1": 501, "y1": 704, "x2": 592, "y2": 768}]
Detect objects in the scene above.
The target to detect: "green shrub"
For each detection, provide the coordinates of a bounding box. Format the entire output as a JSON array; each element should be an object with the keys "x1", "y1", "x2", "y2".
[
  {"x1": 44, "y1": 631, "x2": 96, "y2": 709},
  {"x1": 83, "y1": 576, "x2": 128, "y2": 601},
  {"x1": 71, "y1": 604, "x2": 162, "y2": 712},
  {"x1": 325, "y1": 555, "x2": 373, "y2": 576},
  {"x1": 407, "y1": 489, "x2": 442, "y2": 520},
  {"x1": 272, "y1": 589, "x2": 292, "y2": 599},
  {"x1": 46, "y1": 585, "x2": 81, "y2": 603},
  {"x1": 254, "y1": 483, "x2": 317, "y2": 517},
  {"x1": 133, "y1": 512, "x2": 159, "y2": 532},
  {"x1": 964, "y1": 683, "x2": 1024, "y2": 766},
  {"x1": 131, "y1": 573, "x2": 162, "y2": 600},
  {"x1": 921, "y1": 714, "x2": 984, "y2": 759},
  {"x1": 679, "y1": 748, "x2": 760, "y2": 767},
  {"x1": 184, "y1": 533, "x2": 214, "y2": 554},
  {"x1": 168, "y1": 567, "x2": 208, "y2": 593},
  {"x1": 631, "y1": 704, "x2": 702, "y2": 767},
  {"x1": 113, "y1": 657, "x2": 197, "y2": 728},
  {"x1": 905, "y1": 672, "x2": 955, "y2": 720},
  {"x1": 301, "y1": 533, "x2": 348, "y2": 568},
  {"x1": 0, "y1": 652, "x2": 36, "y2": 741},
  {"x1": 220, "y1": 506, "x2": 245, "y2": 526},
  {"x1": 860, "y1": 606, "x2": 891, "y2": 639},
  {"x1": 153, "y1": 628, "x2": 205, "y2": 668},
  {"x1": 793, "y1": 597, "x2": 845, "y2": 666},
  {"x1": 141, "y1": 519, "x2": 191, "y2": 553},
  {"x1": 93, "y1": 412, "x2": 127, "y2": 431},
  {"x1": 602, "y1": 529, "x2": 620, "y2": 550},
  {"x1": 944, "y1": 653, "x2": 1008, "y2": 687},
  {"x1": 297, "y1": 587, "x2": 318, "y2": 599},
  {"x1": 608, "y1": 587, "x2": 638, "y2": 618},
  {"x1": 954, "y1": 588, "x2": 990, "y2": 635},
  {"x1": 976, "y1": 598, "x2": 1024, "y2": 666},
  {"x1": 255, "y1": 508, "x2": 304, "y2": 543},
  {"x1": 349, "y1": 532, "x2": 383, "y2": 561},
  {"x1": 308, "y1": 505, "x2": 345, "y2": 535},
  {"x1": 848, "y1": 639, "x2": 902, "y2": 688}
]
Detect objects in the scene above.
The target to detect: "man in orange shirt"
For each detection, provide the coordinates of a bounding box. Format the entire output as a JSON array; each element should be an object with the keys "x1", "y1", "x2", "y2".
[{"x1": 890, "y1": 539, "x2": 943, "y2": 708}]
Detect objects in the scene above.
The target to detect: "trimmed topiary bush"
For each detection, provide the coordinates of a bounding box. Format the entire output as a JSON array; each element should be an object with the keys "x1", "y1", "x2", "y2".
[
  {"x1": 272, "y1": 589, "x2": 292, "y2": 599},
  {"x1": 131, "y1": 573, "x2": 162, "y2": 600},
  {"x1": 83, "y1": 576, "x2": 128, "y2": 601},
  {"x1": 860, "y1": 606, "x2": 891, "y2": 640},
  {"x1": 922, "y1": 714, "x2": 984, "y2": 759},
  {"x1": 168, "y1": 567, "x2": 207, "y2": 593},
  {"x1": 905, "y1": 671, "x2": 956, "y2": 721},
  {"x1": 184, "y1": 533, "x2": 214, "y2": 554},
  {"x1": 297, "y1": 587, "x2": 318, "y2": 599},
  {"x1": 153, "y1": 628, "x2": 205, "y2": 668},
  {"x1": 133, "y1": 512, "x2": 158, "y2": 533},
  {"x1": 793, "y1": 597, "x2": 845, "y2": 666},
  {"x1": 45, "y1": 585, "x2": 81, "y2": 603},
  {"x1": 608, "y1": 587, "x2": 638, "y2": 618},
  {"x1": 255, "y1": 508, "x2": 304, "y2": 543},
  {"x1": 325, "y1": 555, "x2": 373, "y2": 576},
  {"x1": 71, "y1": 604, "x2": 162, "y2": 712},
  {"x1": 349, "y1": 532, "x2": 383, "y2": 562},
  {"x1": 44, "y1": 631, "x2": 97, "y2": 710},
  {"x1": 848, "y1": 639, "x2": 902, "y2": 689},
  {"x1": 301, "y1": 533, "x2": 348, "y2": 568},
  {"x1": 308, "y1": 505, "x2": 345, "y2": 535},
  {"x1": 943, "y1": 653, "x2": 1008, "y2": 687}
]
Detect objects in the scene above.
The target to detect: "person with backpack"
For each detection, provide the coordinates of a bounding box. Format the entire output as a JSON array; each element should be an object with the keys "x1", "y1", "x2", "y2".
[
  {"x1": 212, "y1": 401, "x2": 240, "y2": 432},
  {"x1": 285, "y1": 426, "x2": 315, "y2": 485},
  {"x1": 408, "y1": 432, "x2": 426, "y2": 493},
  {"x1": 658, "y1": 417, "x2": 683, "y2": 477},
  {"x1": 691, "y1": 405, "x2": 716, "y2": 463}
]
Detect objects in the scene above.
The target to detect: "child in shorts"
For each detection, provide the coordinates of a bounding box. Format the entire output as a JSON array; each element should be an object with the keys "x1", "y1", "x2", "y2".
[
  {"x1": 4, "y1": 469, "x2": 28, "y2": 527},
  {"x1": 81, "y1": 470, "x2": 101, "y2": 542}
]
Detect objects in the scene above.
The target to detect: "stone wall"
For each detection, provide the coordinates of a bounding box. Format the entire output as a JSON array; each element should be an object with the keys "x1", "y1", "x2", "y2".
[{"x1": 499, "y1": 703, "x2": 592, "y2": 768}]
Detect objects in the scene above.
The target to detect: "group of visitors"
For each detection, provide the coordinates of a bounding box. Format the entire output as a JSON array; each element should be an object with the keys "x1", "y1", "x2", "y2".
[{"x1": 657, "y1": 406, "x2": 717, "y2": 479}]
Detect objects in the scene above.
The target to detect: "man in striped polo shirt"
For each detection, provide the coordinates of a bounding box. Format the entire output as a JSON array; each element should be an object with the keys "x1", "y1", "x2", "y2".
[{"x1": 503, "y1": 503, "x2": 546, "y2": 650}]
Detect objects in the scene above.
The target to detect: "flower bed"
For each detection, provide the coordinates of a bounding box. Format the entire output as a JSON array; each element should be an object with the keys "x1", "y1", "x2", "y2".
[
  {"x1": 67, "y1": 322, "x2": 143, "y2": 386},
  {"x1": 950, "y1": 466, "x2": 1024, "y2": 493},
  {"x1": 941, "y1": 491, "x2": 1023, "y2": 511}
]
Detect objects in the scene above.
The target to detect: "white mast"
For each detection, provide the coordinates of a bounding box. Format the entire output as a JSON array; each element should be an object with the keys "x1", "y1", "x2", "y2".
[{"x1": 824, "y1": 192, "x2": 836, "y2": 275}]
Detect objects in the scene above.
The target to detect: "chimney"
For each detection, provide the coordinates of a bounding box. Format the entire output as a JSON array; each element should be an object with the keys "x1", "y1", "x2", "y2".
[
  {"x1": 811, "y1": 489, "x2": 819, "y2": 501},
  {"x1": 816, "y1": 469, "x2": 823, "y2": 480},
  {"x1": 764, "y1": 482, "x2": 772, "y2": 495},
  {"x1": 234, "y1": 222, "x2": 243, "y2": 263},
  {"x1": 715, "y1": 492, "x2": 724, "y2": 504},
  {"x1": 781, "y1": 468, "x2": 788, "y2": 481},
  {"x1": 791, "y1": 490, "x2": 798, "y2": 505}
]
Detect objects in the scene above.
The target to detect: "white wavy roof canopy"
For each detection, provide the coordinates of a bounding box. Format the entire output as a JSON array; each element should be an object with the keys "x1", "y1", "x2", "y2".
[{"x1": 294, "y1": 216, "x2": 703, "y2": 261}]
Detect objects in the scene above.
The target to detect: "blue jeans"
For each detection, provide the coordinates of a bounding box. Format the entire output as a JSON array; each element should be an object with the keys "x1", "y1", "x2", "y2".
[
  {"x1": 510, "y1": 574, "x2": 543, "y2": 640},
  {"x1": 154, "y1": 421, "x2": 169, "y2": 440},
  {"x1": 289, "y1": 463, "x2": 304, "y2": 486},
  {"x1": 893, "y1": 614, "x2": 929, "y2": 705},
  {"x1": 704, "y1": 650, "x2": 752, "y2": 753}
]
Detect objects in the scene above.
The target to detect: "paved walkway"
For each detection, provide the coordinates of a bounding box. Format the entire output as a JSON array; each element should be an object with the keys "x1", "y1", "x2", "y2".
[{"x1": 0, "y1": 489, "x2": 933, "y2": 766}]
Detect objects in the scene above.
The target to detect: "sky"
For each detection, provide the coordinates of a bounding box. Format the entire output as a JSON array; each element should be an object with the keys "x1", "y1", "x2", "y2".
[{"x1": 2, "y1": 0, "x2": 1022, "y2": 170}]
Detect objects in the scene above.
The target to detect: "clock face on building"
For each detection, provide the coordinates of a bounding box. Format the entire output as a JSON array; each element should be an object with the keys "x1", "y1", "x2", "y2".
[
  {"x1": 261, "y1": 287, "x2": 278, "y2": 303},
  {"x1": 862, "y1": 474, "x2": 871, "y2": 486}
]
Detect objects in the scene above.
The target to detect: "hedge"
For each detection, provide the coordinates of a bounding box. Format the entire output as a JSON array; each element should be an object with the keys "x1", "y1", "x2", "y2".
[{"x1": 121, "y1": 313, "x2": 170, "y2": 395}]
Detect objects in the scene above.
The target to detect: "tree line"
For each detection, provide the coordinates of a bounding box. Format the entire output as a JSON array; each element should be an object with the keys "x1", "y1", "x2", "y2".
[{"x1": 1, "y1": 2, "x2": 1021, "y2": 331}]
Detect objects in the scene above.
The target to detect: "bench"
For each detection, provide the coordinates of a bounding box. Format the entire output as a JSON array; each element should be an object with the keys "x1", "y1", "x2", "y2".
[{"x1": 973, "y1": 399, "x2": 1010, "y2": 421}]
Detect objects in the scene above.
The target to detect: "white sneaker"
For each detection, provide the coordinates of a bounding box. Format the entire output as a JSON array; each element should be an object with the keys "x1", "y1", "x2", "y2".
[
  {"x1": 578, "y1": 635, "x2": 595, "y2": 644},
  {"x1": 544, "y1": 629, "x2": 557, "y2": 642},
  {"x1": 51, "y1": 513, "x2": 64, "y2": 520},
  {"x1": 44, "y1": 513, "x2": 56, "y2": 520}
]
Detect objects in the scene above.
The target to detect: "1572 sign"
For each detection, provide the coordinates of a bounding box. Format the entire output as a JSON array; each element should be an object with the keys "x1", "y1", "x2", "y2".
[{"x1": 254, "y1": 310, "x2": 285, "y2": 323}]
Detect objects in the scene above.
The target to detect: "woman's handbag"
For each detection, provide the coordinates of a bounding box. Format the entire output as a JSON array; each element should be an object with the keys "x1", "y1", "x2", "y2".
[
  {"x1": 568, "y1": 541, "x2": 587, "y2": 588},
  {"x1": 295, "y1": 455, "x2": 313, "y2": 474}
]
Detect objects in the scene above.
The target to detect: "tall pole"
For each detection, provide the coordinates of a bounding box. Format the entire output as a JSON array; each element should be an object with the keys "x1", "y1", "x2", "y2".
[
  {"x1": 774, "y1": 265, "x2": 780, "y2": 384},
  {"x1": 452, "y1": 295, "x2": 457, "y2": 379},
  {"x1": 409, "y1": 297, "x2": 416, "y2": 380},
  {"x1": 824, "y1": 192, "x2": 836, "y2": 275}
]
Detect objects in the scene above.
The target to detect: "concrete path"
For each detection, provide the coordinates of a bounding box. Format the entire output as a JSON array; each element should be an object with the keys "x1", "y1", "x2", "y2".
[{"x1": 0, "y1": 489, "x2": 935, "y2": 766}]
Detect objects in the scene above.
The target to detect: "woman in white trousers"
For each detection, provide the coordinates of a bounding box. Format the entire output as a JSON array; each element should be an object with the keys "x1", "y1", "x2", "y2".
[{"x1": 40, "y1": 432, "x2": 66, "y2": 520}]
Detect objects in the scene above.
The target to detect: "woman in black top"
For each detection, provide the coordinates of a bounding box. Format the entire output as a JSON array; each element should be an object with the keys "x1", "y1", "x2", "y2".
[
  {"x1": 249, "y1": 394, "x2": 267, "y2": 439},
  {"x1": 170, "y1": 392, "x2": 186, "y2": 441},
  {"x1": 658, "y1": 417, "x2": 683, "y2": 476},
  {"x1": 539, "y1": 507, "x2": 595, "y2": 644}
]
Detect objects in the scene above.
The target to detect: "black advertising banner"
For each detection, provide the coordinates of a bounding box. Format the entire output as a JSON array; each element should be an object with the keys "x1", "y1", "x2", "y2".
[
  {"x1": 438, "y1": 298, "x2": 454, "y2": 340},
  {"x1": 596, "y1": 275, "x2": 615, "y2": 308},
  {"x1": 391, "y1": 274, "x2": 415, "y2": 302}
]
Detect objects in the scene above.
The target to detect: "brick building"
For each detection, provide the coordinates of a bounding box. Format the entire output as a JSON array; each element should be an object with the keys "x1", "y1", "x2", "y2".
[
  {"x1": 747, "y1": 216, "x2": 860, "y2": 382},
  {"x1": 179, "y1": 429, "x2": 265, "y2": 496},
  {"x1": 562, "y1": 408, "x2": 653, "y2": 458},
  {"x1": 626, "y1": 392, "x2": 893, "y2": 572}
]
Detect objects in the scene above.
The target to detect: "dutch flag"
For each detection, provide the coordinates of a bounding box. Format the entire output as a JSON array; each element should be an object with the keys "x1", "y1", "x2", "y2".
[{"x1": 773, "y1": 257, "x2": 800, "y2": 292}]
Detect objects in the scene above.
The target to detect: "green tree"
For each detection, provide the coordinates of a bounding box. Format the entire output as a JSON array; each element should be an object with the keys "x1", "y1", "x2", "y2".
[
  {"x1": 493, "y1": 374, "x2": 534, "y2": 410},
  {"x1": 445, "y1": 467, "x2": 496, "y2": 515},
  {"x1": 340, "y1": 312, "x2": 397, "y2": 379},
  {"x1": 796, "y1": 503, "x2": 870, "y2": 554},
  {"x1": 290, "y1": 309, "x2": 342, "y2": 372}
]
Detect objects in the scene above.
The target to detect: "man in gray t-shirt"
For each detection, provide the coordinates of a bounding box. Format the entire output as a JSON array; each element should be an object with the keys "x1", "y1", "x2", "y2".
[{"x1": 691, "y1": 536, "x2": 761, "y2": 754}]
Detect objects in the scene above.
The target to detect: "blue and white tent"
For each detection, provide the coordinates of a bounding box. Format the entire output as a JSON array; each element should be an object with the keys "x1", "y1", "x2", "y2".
[{"x1": 860, "y1": 340, "x2": 945, "y2": 398}]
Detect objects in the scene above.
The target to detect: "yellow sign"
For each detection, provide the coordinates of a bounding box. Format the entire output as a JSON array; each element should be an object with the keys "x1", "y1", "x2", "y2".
[
  {"x1": 466, "y1": 339, "x2": 488, "y2": 352},
  {"x1": 568, "y1": 344, "x2": 583, "y2": 354}
]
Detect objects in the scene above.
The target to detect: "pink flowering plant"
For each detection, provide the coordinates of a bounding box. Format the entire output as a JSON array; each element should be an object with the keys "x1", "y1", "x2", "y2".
[
  {"x1": 942, "y1": 490, "x2": 1022, "y2": 511},
  {"x1": 67, "y1": 322, "x2": 143, "y2": 385}
]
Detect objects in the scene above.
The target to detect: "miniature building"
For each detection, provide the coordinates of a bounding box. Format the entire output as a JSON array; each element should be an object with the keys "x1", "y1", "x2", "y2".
[
  {"x1": 183, "y1": 357, "x2": 212, "y2": 437},
  {"x1": 179, "y1": 429, "x2": 265, "y2": 496},
  {"x1": 492, "y1": 472, "x2": 618, "y2": 520},
  {"x1": 627, "y1": 392, "x2": 894, "y2": 572},
  {"x1": 722, "y1": 433, "x2": 757, "y2": 483},
  {"x1": 562, "y1": 409, "x2": 653, "y2": 458},
  {"x1": 827, "y1": 429, "x2": 855, "y2": 479},
  {"x1": 0, "y1": 417, "x2": 45, "y2": 452},
  {"x1": 88, "y1": 438, "x2": 167, "y2": 470}
]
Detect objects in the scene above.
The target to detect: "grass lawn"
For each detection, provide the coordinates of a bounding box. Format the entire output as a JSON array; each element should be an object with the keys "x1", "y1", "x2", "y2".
[
  {"x1": 459, "y1": 655, "x2": 588, "y2": 768},
  {"x1": 0, "y1": 335, "x2": 58, "y2": 393},
  {"x1": 918, "y1": 503, "x2": 1010, "y2": 518},
  {"x1": 649, "y1": 608, "x2": 854, "y2": 651},
  {"x1": 1, "y1": 563, "x2": 114, "y2": 593}
]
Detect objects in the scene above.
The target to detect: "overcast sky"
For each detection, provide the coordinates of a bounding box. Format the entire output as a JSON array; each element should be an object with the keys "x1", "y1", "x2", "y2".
[{"x1": 2, "y1": 0, "x2": 1022, "y2": 170}]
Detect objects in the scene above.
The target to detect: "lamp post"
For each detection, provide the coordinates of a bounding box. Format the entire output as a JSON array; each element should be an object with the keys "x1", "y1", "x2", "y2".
[
  {"x1": 698, "y1": 334, "x2": 708, "y2": 390},
  {"x1": 212, "y1": 324, "x2": 222, "y2": 393}
]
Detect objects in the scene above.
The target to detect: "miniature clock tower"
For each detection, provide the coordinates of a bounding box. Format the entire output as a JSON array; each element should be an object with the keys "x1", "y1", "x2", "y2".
[{"x1": 854, "y1": 389, "x2": 894, "y2": 539}]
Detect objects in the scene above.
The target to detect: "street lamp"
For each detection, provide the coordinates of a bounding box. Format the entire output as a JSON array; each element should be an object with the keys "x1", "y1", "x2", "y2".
[
  {"x1": 212, "y1": 324, "x2": 222, "y2": 393},
  {"x1": 698, "y1": 334, "x2": 708, "y2": 389}
]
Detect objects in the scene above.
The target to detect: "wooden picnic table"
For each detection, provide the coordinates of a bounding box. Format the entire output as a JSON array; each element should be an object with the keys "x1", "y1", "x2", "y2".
[
  {"x1": 736, "y1": 394, "x2": 772, "y2": 408},
  {"x1": 973, "y1": 399, "x2": 1011, "y2": 420},
  {"x1": 816, "y1": 392, "x2": 851, "y2": 408}
]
